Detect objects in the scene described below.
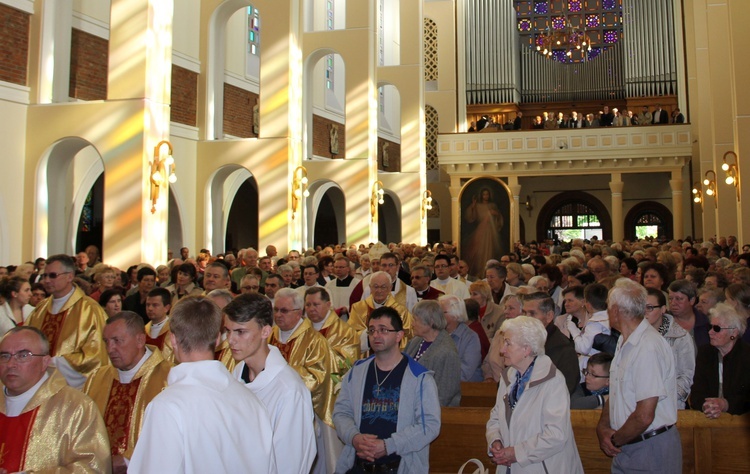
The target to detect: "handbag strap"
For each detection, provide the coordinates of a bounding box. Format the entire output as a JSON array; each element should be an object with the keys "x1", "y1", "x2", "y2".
[{"x1": 458, "y1": 458, "x2": 488, "y2": 474}]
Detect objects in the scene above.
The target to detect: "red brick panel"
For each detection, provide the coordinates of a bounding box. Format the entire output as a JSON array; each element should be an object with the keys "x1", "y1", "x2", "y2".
[
  {"x1": 223, "y1": 83, "x2": 258, "y2": 138},
  {"x1": 170, "y1": 65, "x2": 197, "y2": 126},
  {"x1": 378, "y1": 137, "x2": 401, "y2": 172},
  {"x1": 0, "y1": 4, "x2": 30, "y2": 86},
  {"x1": 69, "y1": 29, "x2": 108, "y2": 100},
  {"x1": 312, "y1": 114, "x2": 345, "y2": 159}
]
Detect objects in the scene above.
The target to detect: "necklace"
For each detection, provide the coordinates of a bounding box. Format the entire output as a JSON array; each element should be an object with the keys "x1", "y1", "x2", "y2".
[{"x1": 374, "y1": 361, "x2": 397, "y2": 395}]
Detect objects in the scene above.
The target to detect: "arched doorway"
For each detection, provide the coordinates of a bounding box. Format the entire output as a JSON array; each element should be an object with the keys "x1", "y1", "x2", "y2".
[
  {"x1": 167, "y1": 188, "x2": 184, "y2": 255},
  {"x1": 624, "y1": 201, "x2": 673, "y2": 241},
  {"x1": 35, "y1": 138, "x2": 104, "y2": 258},
  {"x1": 225, "y1": 177, "x2": 259, "y2": 254},
  {"x1": 75, "y1": 173, "x2": 104, "y2": 253},
  {"x1": 536, "y1": 191, "x2": 612, "y2": 242},
  {"x1": 205, "y1": 166, "x2": 258, "y2": 256},
  {"x1": 378, "y1": 192, "x2": 401, "y2": 244},
  {"x1": 308, "y1": 182, "x2": 346, "y2": 247}
]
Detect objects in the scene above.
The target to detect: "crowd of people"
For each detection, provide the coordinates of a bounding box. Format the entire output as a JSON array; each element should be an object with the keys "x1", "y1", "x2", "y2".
[
  {"x1": 0, "y1": 234, "x2": 748, "y2": 473},
  {"x1": 470, "y1": 103, "x2": 685, "y2": 132}
]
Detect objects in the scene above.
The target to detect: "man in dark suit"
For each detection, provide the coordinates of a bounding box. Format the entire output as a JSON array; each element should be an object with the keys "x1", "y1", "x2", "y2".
[
  {"x1": 671, "y1": 108, "x2": 685, "y2": 124},
  {"x1": 513, "y1": 112, "x2": 523, "y2": 130},
  {"x1": 652, "y1": 104, "x2": 670, "y2": 124}
]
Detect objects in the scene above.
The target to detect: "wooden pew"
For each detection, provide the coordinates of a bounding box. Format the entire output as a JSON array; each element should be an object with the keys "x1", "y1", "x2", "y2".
[
  {"x1": 460, "y1": 382, "x2": 497, "y2": 408},
  {"x1": 430, "y1": 407, "x2": 750, "y2": 474}
]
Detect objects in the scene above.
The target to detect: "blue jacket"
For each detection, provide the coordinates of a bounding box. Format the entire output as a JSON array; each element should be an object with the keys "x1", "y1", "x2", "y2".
[{"x1": 332, "y1": 353, "x2": 441, "y2": 474}]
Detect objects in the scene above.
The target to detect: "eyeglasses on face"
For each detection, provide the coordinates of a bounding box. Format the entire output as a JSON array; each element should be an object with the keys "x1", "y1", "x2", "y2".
[
  {"x1": 366, "y1": 328, "x2": 400, "y2": 335},
  {"x1": 0, "y1": 350, "x2": 48, "y2": 364},
  {"x1": 41, "y1": 271, "x2": 71, "y2": 280},
  {"x1": 273, "y1": 307, "x2": 301, "y2": 315},
  {"x1": 371, "y1": 285, "x2": 391, "y2": 291},
  {"x1": 241, "y1": 285, "x2": 260, "y2": 291},
  {"x1": 582, "y1": 369, "x2": 609, "y2": 378},
  {"x1": 708, "y1": 325, "x2": 734, "y2": 333},
  {"x1": 644, "y1": 304, "x2": 663, "y2": 312}
]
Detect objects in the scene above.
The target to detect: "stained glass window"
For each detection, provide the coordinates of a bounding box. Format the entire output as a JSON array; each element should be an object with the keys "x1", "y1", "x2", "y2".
[
  {"x1": 515, "y1": 0, "x2": 622, "y2": 63},
  {"x1": 547, "y1": 201, "x2": 603, "y2": 241},
  {"x1": 247, "y1": 7, "x2": 260, "y2": 56},
  {"x1": 326, "y1": 1, "x2": 335, "y2": 89}
]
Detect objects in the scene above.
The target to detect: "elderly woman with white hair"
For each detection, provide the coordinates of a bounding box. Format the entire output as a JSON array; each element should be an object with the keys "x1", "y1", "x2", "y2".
[
  {"x1": 486, "y1": 316, "x2": 583, "y2": 473},
  {"x1": 405, "y1": 300, "x2": 462, "y2": 406},
  {"x1": 690, "y1": 303, "x2": 750, "y2": 416},
  {"x1": 440, "y1": 294, "x2": 483, "y2": 382}
]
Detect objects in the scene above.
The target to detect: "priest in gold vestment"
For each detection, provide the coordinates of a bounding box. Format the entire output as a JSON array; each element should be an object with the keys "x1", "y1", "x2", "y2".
[
  {"x1": 26, "y1": 254, "x2": 109, "y2": 388},
  {"x1": 304, "y1": 287, "x2": 360, "y2": 369},
  {"x1": 349, "y1": 271, "x2": 413, "y2": 352},
  {"x1": 0, "y1": 327, "x2": 111, "y2": 473},
  {"x1": 270, "y1": 288, "x2": 340, "y2": 474},
  {"x1": 84, "y1": 312, "x2": 172, "y2": 473}
]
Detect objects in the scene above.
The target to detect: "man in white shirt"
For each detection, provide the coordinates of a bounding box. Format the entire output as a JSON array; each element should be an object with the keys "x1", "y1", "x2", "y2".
[
  {"x1": 295, "y1": 264, "x2": 323, "y2": 299},
  {"x1": 325, "y1": 257, "x2": 359, "y2": 311},
  {"x1": 596, "y1": 280, "x2": 681, "y2": 473},
  {"x1": 224, "y1": 293, "x2": 316, "y2": 474},
  {"x1": 129, "y1": 296, "x2": 276, "y2": 473},
  {"x1": 430, "y1": 255, "x2": 470, "y2": 299}
]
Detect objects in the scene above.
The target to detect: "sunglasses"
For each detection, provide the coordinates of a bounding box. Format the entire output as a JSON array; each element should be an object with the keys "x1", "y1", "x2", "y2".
[{"x1": 708, "y1": 325, "x2": 734, "y2": 333}]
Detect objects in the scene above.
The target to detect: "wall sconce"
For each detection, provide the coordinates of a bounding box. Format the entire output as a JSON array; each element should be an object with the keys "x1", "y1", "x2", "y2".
[
  {"x1": 371, "y1": 180, "x2": 385, "y2": 222},
  {"x1": 691, "y1": 182, "x2": 703, "y2": 204},
  {"x1": 291, "y1": 166, "x2": 309, "y2": 220},
  {"x1": 524, "y1": 195, "x2": 533, "y2": 216},
  {"x1": 722, "y1": 151, "x2": 741, "y2": 201},
  {"x1": 150, "y1": 140, "x2": 176, "y2": 214},
  {"x1": 421, "y1": 190, "x2": 433, "y2": 221},
  {"x1": 703, "y1": 170, "x2": 718, "y2": 208}
]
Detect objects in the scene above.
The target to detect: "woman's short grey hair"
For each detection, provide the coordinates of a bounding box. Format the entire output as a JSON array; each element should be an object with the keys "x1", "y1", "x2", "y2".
[
  {"x1": 499, "y1": 316, "x2": 547, "y2": 356},
  {"x1": 527, "y1": 275, "x2": 549, "y2": 288},
  {"x1": 709, "y1": 302, "x2": 747, "y2": 337},
  {"x1": 275, "y1": 287, "x2": 303, "y2": 308},
  {"x1": 412, "y1": 300, "x2": 446, "y2": 331},
  {"x1": 277, "y1": 264, "x2": 293, "y2": 274},
  {"x1": 439, "y1": 294, "x2": 467, "y2": 323}
]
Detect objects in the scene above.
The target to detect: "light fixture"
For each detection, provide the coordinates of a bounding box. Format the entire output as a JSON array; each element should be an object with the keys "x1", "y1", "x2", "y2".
[
  {"x1": 691, "y1": 183, "x2": 702, "y2": 204},
  {"x1": 150, "y1": 140, "x2": 176, "y2": 214},
  {"x1": 702, "y1": 170, "x2": 718, "y2": 208},
  {"x1": 535, "y1": 16, "x2": 592, "y2": 61},
  {"x1": 421, "y1": 190, "x2": 433, "y2": 221},
  {"x1": 371, "y1": 180, "x2": 385, "y2": 222},
  {"x1": 524, "y1": 195, "x2": 534, "y2": 216},
  {"x1": 722, "y1": 151, "x2": 741, "y2": 201},
  {"x1": 291, "y1": 166, "x2": 309, "y2": 220}
]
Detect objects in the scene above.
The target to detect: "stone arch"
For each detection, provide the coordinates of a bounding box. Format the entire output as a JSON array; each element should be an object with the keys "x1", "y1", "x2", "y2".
[
  {"x1": 303, "y1": 47, "x2": 346, "y2": 159},
  {"x1": 378, "y1": 190, "x2": 402, "y2": 244},
  {"x1": 624, "y1": 201, "x2": 673, "y2": 241},
  {"x1": 34, "y1": 137, "x2": 104, "y2": 258},
  {"x1": 204, "y1": 165, "x2": 258, "y2": 255},
  {"x1": 535, "y1": 191, "x2": 612, "y2": 242},
  {"x1": 307, "y1": 180, "x2": 346, "y2": 247}
]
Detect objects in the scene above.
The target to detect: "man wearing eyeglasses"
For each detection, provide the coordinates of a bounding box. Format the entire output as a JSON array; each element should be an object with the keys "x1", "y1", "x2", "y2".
[
  {"x1": 26, "y1": 254, "x2": 109, "y2": 388},
  {"x1": 430, "y1": 255, "x2": 470, "y2": 300},
  {"x1": 597, "y1": 279, "x2": 681, "y2": 473},
  {"x1": 268, "y1": 288, "x2": 340, "y2": 474},
  {"x1": 0, "y1": 327, "x2": 111, "y2": 472},
  {"x1": 354, "y1": 252, "x2": 418, "y2": 313},
  {"x1": 333, "y1": 306, "x2": 441, "y2": 474}
]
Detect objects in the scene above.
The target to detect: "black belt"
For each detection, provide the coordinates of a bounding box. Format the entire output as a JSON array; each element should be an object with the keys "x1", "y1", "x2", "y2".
[
  {"x1": 626, "y1": 424, "x2": 674, "y2": 445},
  {"x1": 354, "y1": 459, "x2": 400, "y2": 473}
]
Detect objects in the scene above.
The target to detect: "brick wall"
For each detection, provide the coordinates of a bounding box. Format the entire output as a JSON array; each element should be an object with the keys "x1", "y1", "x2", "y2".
[
  {"x1": 170, "y1": 65, "x2": 197, "y2": 126},
  {"x1": 69, "y1": 29, "x2": 108, "y2": 100},
  {"x1": 0, "y1": 4, "x2": 30, "y2": 86},
  {"x1": 378, "y1": 137, "x2": 401, "y2": 172},
  {"x1": 223, "y1": 84, "x2": 258, "y2": 138},
  {"x1": 312, "y1": 114, "x2": 345, "y2": 158}
]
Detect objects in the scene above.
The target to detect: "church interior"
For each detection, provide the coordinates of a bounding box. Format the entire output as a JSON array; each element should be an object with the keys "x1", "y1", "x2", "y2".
[{"x1": 0, "y1": 0, "x2": 747, "y2": 269}]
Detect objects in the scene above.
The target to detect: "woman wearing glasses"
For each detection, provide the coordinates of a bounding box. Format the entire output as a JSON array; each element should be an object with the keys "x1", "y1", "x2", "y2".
[
  {"x1": 486, "y1": 316, "x2": 583, "y2": 473},
  {"x1": 643, "y1": 288, "x2": 695, "y2": 409},
  {"x1": 0, "y1": 276, "x2": 34, "y2": 335},
  {"x1": 690, "y1": 303, "x2": 750, "y2": 417}
]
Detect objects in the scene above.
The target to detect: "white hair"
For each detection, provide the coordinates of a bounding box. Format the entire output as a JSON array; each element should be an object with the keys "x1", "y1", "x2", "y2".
[
  {"x1": 500, "y1": 316, "x2": 547, "y2": 356},
  {"x1": 439, "y1": 294, "x2": 468, "y2": 323}
]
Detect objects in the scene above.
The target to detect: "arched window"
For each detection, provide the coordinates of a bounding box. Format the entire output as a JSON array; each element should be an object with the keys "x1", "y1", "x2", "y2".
[
  {"x1": 535, "y1": 191, "x2": 611, "y2": 242},
  {"x1": 624, "y1": 201, "x2": 672, "y2": 241},
  {"x1": 547, "y1": 201, "x2": 603, "y2": 241}
]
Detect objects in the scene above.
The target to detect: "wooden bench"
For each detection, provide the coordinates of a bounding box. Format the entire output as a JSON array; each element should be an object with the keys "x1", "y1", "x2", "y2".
[
  {"x1": 460, "y1": 382, "x2": 497, "y2": 408},
  {"x1": 430, "y1": 407, "x2": 750, "y2": 473}
]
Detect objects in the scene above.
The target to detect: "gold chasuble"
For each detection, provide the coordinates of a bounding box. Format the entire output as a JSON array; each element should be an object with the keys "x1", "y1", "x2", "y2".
[
  {"x1": 215, "y1": 339, "x2": 237, "y2": 373},
  {"x1": 144, "y1": 320, "x2": 175, "y2": 363},
  {"x1": 84, "y1": 346, "x2": 172, "y2": 460},
  {"x1": 268, "y1": 318, "x2": 339, "y2": 427},
  {"x1": 26, "y1": 285, "x2": 108, "y2": 376},
  {"x1": 0, "y1": 370, "x2": 111, "y2": 472},
  {"x1": 318, "y1": 311, "x2": 360, "y2": 369},
  {"x1": 348, "y1": 294, "x2": 413, "y2": 349}
]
